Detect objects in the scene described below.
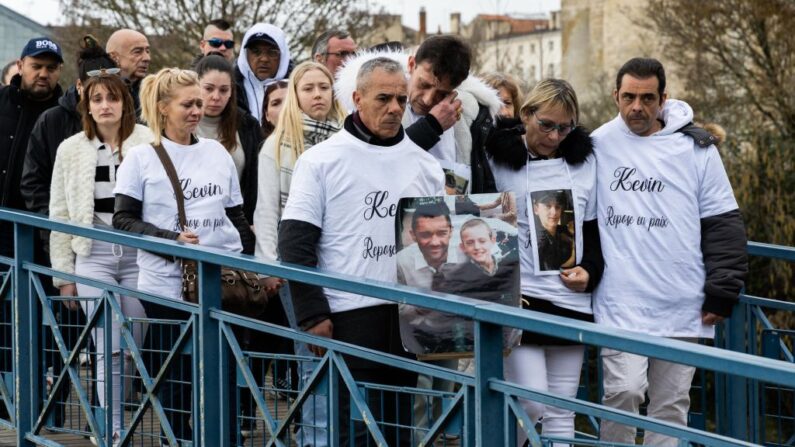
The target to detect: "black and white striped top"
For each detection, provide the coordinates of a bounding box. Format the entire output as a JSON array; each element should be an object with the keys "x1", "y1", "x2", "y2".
[{"x1": 92, "y1": 139, "x2": 121, "y2": 226}]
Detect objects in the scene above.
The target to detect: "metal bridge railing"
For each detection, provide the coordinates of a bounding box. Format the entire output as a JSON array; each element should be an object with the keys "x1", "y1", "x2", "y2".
[{"x1": 0, "y1": 208, "x2": 793, "y2": 446}]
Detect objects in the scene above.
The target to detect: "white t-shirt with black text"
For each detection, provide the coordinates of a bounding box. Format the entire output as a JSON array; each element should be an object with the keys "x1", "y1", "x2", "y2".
[
  {"x1": 490, "y1": 155, "x2": 597, "y2": 314},
  {"x1": 282, "y1": 129, "x2": 445, "y2": 314},
  {"x1": 114, "y1": 137, "x2": 244, "y2": 298},
  {"x1": 592, "y1": 100, "x2": 739, "y2": 338}
]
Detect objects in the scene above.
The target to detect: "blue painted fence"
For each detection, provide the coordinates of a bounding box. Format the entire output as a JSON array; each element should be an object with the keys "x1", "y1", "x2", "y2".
[{"x1": 0, "y1": 208, "x2": 793, "y2": 446}]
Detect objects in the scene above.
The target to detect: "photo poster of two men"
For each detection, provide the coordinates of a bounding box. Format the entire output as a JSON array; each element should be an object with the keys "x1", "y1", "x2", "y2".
[{"x1": 395, "y1": 193, "x2": 521, "y2": 359}]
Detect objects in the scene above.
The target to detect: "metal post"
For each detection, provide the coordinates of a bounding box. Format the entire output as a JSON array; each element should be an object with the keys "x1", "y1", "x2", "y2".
[
  {"x1": 103, "y1": 295, "x2": 113, "y2": 445},
  {"x1": 13, "y1": 223, "x2": 36, "y2": 446},
  {"x1": 198, "y1": 261, "x2": 222, "y2": 446},
  {"x1": 328, "y1": 357, "x2": 339, "y2": 447},
  {"x1": 724, "y1": 302, "x2": 749, "y2": 440},
  {"x1": 474, "y1": 321, "x2": 504, "y2": 446}
]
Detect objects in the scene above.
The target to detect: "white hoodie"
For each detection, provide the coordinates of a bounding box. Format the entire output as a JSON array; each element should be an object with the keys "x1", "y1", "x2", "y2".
[
  {"x1": 237, "y1": 23, "x2": 291, "y2": 121},
  {"x1": 591, "y1": 99, "x2": 738, "y2": 338}
]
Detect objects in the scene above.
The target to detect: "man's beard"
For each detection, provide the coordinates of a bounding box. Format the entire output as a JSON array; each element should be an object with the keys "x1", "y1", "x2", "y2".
[{"x1": 22, "y1": 81, "x2": 55, "y2": 100}]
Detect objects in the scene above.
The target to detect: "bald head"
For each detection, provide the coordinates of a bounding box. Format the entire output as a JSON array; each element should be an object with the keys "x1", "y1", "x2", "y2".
[{"x1": 106, "y1": 29, "x2": 151, "y2": 81}]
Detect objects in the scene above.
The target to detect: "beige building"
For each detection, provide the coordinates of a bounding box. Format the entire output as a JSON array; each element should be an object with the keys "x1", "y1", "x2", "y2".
[
  {"x1": 358, "y1": 13, "x2": 419, "y2": 49},
  {"x1": 448, "y1": 12, "x2": 562, "y2": 86},
  {"x1": 560, "y1": 0, "x2": 683, "y2": 102}
]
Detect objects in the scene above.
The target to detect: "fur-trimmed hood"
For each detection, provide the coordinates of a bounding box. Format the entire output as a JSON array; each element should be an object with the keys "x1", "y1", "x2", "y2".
[
  {"x1": 334, "y1": 48, "x2": 409, "y2": 111},
  {"x1": 558, "y1": 126, "x2": 594, "y2": 165},
  {"x1": 333, "y1": 48, "x2": 502, "y2": 121},
  {"x1": 486, "y1": 119, "x2": 593, "y2": 171}
]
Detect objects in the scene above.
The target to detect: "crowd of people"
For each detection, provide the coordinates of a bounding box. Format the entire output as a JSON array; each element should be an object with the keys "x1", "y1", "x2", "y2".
[{"x1": 0, "y1": 17, "x2": 749, "y2": 447}]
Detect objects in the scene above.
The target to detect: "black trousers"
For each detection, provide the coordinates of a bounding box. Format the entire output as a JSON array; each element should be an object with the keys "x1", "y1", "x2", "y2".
[
  {"x1": 330, "y1": 304, "x2": 416, "y2": 447},
  {"x1": 230, "y1": 293, "x2": 293, "y2": 442}
]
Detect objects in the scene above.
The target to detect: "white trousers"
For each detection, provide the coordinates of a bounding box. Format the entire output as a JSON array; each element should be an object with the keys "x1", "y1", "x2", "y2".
[
  {"x1": 504, "y1": 344, "x2": 585, "y2": 447},
  {"x1": 75, "y1": 240, "x2": 147, "y2": 433},
  {"x1": 599, "y1": 347, "x2": 697, "y2": 446}
]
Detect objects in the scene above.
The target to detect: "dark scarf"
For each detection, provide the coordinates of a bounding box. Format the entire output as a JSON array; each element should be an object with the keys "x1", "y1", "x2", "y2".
[{"x1": 344, "y1": 112, "x2": 405, "y2": 146}]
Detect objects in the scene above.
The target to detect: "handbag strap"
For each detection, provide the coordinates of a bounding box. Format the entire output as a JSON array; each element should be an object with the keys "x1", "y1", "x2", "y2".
[{"x1": 152, "y1": 143, "x2": 187, "y2": 229}]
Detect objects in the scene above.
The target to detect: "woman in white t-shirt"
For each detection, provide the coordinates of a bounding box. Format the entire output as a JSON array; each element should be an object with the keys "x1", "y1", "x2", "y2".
[
  {"x1": 113, "y1": 68, "x2": 255, "y2": 443},
  {"x1": 50, "y1": 71, "x2": 152, "y2": 444},
  {"x1": 489, "y1": 79, "x2": 604, "y2": 446}
]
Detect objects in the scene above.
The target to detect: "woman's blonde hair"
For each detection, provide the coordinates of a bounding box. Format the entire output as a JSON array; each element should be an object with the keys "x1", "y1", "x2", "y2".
[
  {"x1": 481, "y1": 72, "x2": 523, "y2": 118},
  {"x1": 519, "y1": 78, "x2": 580, "y2": 125},
  {"x1": 139, "y1": 68, "x2": 200, "y2": 146},
  {"x1": 272, "y1": 61, "x2": 346, "y2": 169}
]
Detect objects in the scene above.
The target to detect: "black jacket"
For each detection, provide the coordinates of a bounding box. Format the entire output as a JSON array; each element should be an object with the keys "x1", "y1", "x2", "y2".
[
  {"x1": 234, "y1": 66, "x2": 250, "y2": 116},
  {"x1": 0, "y1": 74, "x2": 62, "y2": 257},
  {"x1": 129, "y1": 78, "x2": 142, "y2": 119},
  {"x1": 406, "y1": 106, "x2": 522, "y2": 194},
  {"x1": 113, "y1": 195, "x2": 255, "y2": 259},
  {"x1": 237, "y1": 109, "x2": 264, "y2": 222},
  {"x1": 21, "y1": 85, "x2": 83, "y2": 216}
]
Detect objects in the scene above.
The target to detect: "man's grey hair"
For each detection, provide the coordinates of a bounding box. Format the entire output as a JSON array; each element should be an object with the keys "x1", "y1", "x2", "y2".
[
  {"x1": 356, "y1": 57, "x2": 405, "y2": 92},
  {"x1": 312, "y1": 30, "x2": 350, "y2": 58}
]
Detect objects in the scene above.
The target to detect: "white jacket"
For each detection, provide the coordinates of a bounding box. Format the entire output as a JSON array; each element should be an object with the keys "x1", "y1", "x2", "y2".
[
  {"x1": 253, "y1": 135, "x2": 295, "y2": 261},
  {"x1": 49, "y1": 124, "x2": 153, "y2": 287}
]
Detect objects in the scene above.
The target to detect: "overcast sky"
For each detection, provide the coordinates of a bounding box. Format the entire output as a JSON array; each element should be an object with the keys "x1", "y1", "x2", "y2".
[{"x1": 2, "y1": 0, "x2": 560, "y2": 31}]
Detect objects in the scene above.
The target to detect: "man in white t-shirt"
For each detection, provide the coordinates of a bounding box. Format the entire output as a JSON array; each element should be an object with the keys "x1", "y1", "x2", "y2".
[
  {"x1": 334, "y1": 35, "x2": 517, "y2": 194},
  {"x1": 592, "y1": 57, "x2": 748, "y2": 446},
  {"x1": 278, "y1": 57, "x2": 444, "y2": 446}
]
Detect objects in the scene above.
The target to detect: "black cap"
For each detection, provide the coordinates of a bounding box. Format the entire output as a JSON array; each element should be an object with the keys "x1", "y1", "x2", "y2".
[
  {"x1": 245, "y1": 33, "x2": 277, "y2": 49},
  {"x1": 533, "y1": 190, "x2": 568, "y2": 206},
  {"x1": 20, "y1": 37, "x2": 63, "y2": 63}
]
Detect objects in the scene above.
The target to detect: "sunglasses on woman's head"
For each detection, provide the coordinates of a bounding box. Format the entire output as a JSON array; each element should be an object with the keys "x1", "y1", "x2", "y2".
[
  {"x1": 87, "y1": 67, "x2": 121, "y2": 77},
  {"x1": 207, "y1": 38, "x2": 235, "y2": 49}
]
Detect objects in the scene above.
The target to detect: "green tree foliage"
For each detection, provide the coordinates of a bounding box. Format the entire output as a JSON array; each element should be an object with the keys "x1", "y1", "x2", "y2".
[{"x1": 648, "y1": 0, "x2": 795, "y2": 299}]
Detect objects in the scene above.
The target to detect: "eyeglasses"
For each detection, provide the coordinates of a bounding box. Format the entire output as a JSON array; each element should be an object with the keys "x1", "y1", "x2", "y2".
[
  {"x1": 248, "y1": 47, "x2": 281, "y2": 59},
  {"x1": 86, "y1": 67, "x2": 121, "y2": 77},
  {"x1": 533, "y1": 112, "x2": 575, "y2": 136},
  {"x1": 325, "y1": 51, "x2": 356, "y2": 59},
  {"x1": 207, "y1": 38, "x2": 235, "y2": 49}
]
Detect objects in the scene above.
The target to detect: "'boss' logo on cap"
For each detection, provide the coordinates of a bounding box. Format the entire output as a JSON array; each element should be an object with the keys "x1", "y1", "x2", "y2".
[{"x1": 35, "y1": 40, "x2": 58, "y2": 51}]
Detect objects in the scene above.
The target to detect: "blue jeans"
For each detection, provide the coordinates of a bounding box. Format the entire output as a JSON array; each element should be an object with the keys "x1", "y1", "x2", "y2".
[{"x1": 279, "y1": 286, "x2": 328, "y2": 447}]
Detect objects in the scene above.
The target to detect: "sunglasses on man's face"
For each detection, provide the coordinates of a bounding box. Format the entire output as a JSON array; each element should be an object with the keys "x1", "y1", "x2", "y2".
[
  {"x1": 207, "y1": 38, "x2": 235, "y2": 49},
  {"x1": 87, "y1": 67, "x2": 121, "y2": 77}
]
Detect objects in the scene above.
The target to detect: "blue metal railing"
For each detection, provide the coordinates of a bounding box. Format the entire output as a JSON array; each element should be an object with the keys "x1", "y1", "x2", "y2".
[{"x1": 0, "y1": 207, "x2": 793, "y2": 446}]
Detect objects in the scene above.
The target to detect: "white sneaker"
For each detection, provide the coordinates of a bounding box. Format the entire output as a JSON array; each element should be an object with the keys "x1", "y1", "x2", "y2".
[{"x1": 90, "y1": 432, "x2": 121, "y2": 446}]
